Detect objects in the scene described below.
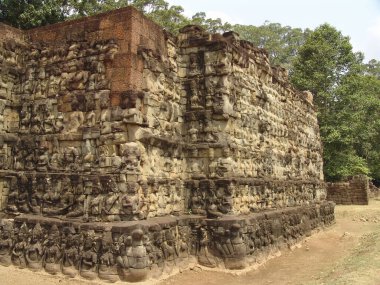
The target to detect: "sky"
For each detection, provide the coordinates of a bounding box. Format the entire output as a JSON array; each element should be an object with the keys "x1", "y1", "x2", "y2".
[{"x1": 166, "y1": 0, "x2": 380, "y2": 61}]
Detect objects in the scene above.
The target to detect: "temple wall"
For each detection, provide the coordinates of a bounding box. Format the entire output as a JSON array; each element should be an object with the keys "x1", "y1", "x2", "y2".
[
  {"x1": 172, "y1": 28, "x2": 326, "y2": 217},
  {"x1": 0, "y1": 24, "x2": 26, "y2": 211},
  {"x1": 327, "y1": 175, "x2": 369, "y2": 205},
  {"x1": 0, "y1": 6, "x2": 334, "y2": 282}
]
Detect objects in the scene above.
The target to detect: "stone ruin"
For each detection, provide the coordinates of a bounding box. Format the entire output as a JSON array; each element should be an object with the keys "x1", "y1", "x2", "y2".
[
  {"x1": 327, "y1": 175, "x2": 370, "y2": 205},
  {"x1": 0, "y1": 7, "x2": 334, "y2": 282}
]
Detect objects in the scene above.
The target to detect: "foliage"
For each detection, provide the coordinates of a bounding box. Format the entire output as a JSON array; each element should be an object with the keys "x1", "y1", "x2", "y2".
[
  {"x1": 364, "y1": 59, "x2": 380, "y2": 79},
  {"x1": 291, "y1": 24, "x2": 380, "y2": 181},
  {"x1": 0, "y1": 0, "x2": 66, "y2": 29},
  {"x1": 190, "y1": 12, "x2": 232, "y2": 34},
  {"x1": 233, "y1": 22, "x2": 309, "y2": 69}
]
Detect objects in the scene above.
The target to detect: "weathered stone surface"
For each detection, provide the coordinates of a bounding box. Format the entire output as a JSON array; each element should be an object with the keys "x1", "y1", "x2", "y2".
[
  {"x1": 0, "y1": 6, "x2": 334, "y2": 282},
  {"x1": 327, "y1": 175, "x2": 369, "y2": 205}
]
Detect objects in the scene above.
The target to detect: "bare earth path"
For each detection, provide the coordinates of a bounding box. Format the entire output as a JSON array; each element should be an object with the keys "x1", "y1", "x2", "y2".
[{"x1": 2, "y1": 201, "x2": 380, "y2": 285}]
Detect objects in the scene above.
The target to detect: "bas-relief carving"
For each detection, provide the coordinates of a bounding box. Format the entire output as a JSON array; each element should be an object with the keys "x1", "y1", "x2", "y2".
[{"x1": 0, "y1": 17, "x2": 333, "y2": 282}]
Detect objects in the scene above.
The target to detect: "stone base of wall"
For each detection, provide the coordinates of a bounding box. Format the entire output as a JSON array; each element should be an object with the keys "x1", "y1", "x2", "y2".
[
  {"x1": 327, "y1": 175, "x2": 369, "y2": 205},
  {"x1": 0, "y1": 201, "x2": 335, "y2": 283},
  {"x1": 369, "y1": 182, "x2": 380, "y2": 198}
]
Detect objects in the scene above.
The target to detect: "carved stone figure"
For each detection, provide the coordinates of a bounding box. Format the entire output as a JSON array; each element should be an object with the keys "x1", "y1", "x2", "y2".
[
  {"x1": 79, "y1": 232, "x2": 98, "y2": 280},
  {"x1": 118, "y1": 229, "x2": 149, "y2": 282},
  {"x1": 26, "y1": 223, "x2": 43, "y2": 271},
  {"x1": 197, "y1": 226, "x2": 216, "y2": 268},
  {"x1": 61, "y1": 226, "x2": 79, "y2": 278},
  {"x1": 98, "y1": 233, "x2": 119, "y2": 283},
  {"x1": 12, "y1": 223, "x2": 28, "y2": 268},
  {"x1": 42, "y1": 224, "x2": 61, "y2": 274},
  {"x1": 0, "y1": 221, "x2": 13, "y2": 266}
]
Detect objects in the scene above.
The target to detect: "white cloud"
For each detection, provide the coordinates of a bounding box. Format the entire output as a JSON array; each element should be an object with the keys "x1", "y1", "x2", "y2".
[
  {"x1": 365, "y1": 16, "x2": 380, "y2": 60},
  {"x1": 205, "y1": 10, "x2": 245, "y2": 25}
]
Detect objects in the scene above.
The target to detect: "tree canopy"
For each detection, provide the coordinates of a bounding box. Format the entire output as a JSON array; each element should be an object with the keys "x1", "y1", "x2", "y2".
[{"x1": 291, "y1": 24, "x2": 380, "y2": 181}]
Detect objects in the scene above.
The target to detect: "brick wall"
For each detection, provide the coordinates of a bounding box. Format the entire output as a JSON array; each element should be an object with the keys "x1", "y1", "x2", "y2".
[
  {"x1": 327, "y1": 175, "x2": 369, "y2": 205},
  {"x1": 26, "y1": 6, "x2": 166, "y2": 98}
]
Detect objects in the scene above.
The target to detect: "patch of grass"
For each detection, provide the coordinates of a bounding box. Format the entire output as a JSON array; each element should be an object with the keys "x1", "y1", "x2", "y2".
[{"x1": 304, "y1": 226, "x2": 380, "y2": 285}]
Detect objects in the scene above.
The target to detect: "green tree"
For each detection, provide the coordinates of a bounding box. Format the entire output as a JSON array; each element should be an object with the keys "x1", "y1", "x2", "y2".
[
  {"x1": 0, "y1": 0, "x2": 67, "y2": 29},
  {"x1": 336, "y1": 74, "x2": 380, "y2": 180},
  {"x1": 190, "y1": 12, "x2": 232, "y2": 34},
  {"x1": 232, "y1": 22, "x2": 309, "y2": 69},
  {"x1": 365, "y1": 59, "x2": 380, "y2": 79},
  {"x1": 291, "y1": 23, "x2": 360, "y2": 109},
  {"x1": 291, "y1": 23, "x2": 380, "y2": 181},
  {"x1": 0, "y1": 0, "x2": 189, "y2": 32}
]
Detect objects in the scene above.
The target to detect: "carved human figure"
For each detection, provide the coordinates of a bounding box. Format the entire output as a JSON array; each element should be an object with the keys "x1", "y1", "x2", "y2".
[
  {"x1": 121, "y1": 142, "x2": 142, "y2": 173},
  {"x1": 54, "y1": 113, "x2": 64, "y2": 133},
  {"x1": 102, "y1": 178, "x2": 121, "y2": 222},
  {"x1": 15, "y1": 174, "x2": 30, "y2": 214},
  {"x1": 26, "y1": 223, "x2": 43, "y2": 271},
  {"x1": 63, "y1": 111, "x2": 84, "y2": 133},
  {"x1": 12, "y1": 223, "x2": 28, "y2": 268},
  {"x1": 59, "y1": 177, "x2": 75, "y2": 215},
  {"x1": 190, "y1": 182, "x2": 206, "y2": 215},
  {"x1": 20, "y1": 103, "x2": 31, "y2": 131},
  {"x1": 188, "y1": 124, "x2": 198, "y2": 142},
  {"x1": 63, "y1": 147, "x2": 81, "y2": 171},
  {"x1": 88, "y1": 180, "x2": 103, "y2": 221},
  {"x1": 215, "y1": 147, "x2": 236, "y2": 177},
  {"x1": 61, "y1": 227, "x2": 79, "y2": 278},
  {"x1": 206, "y1": 182, "x2": 224, "y2": 218},
  {"x1": 161, "y1": 230, "x2": 177, "y2": 273},
  {"x1": 120, "y1": 182, "x2": 141, "y2": 221},
  {"x1": 82, "y1": 139, "x2": 95, "y2": 170},
  {"x1": 66, "y1": 181, "x2": 85, "y2": 218},
  {"x1": 156, "y1": 184, "x2": 170, "y2": 217},
  {"x1": 100, "y1": 96, "x2": 112, "y2": 134},
  {"x1": 0, "y1": 221, "x2": 13, "y2": 266},
  {"x1": 197, "y1": 226, "x2": 216, "y2": 268},
  {"x1": 176, "y1": 228, "x2": 189, "y2": 262},
  {"x1": 189, "y1": 79, "x2": 202, "y2": 109},
  {"x1": 79, "y1": 234, "x2": 98, "y2": 280},
  {"x1": 42, "y1": 224, "x2": 62, "y2": 274},
  {"x1": 43, "y1": 107, "x2": 55, "y2": 134},
  {"x1": 85, "y1": 110, "x2": 96, "y2": 128},
  {"x1": 42, "y1": 178, "x2": 61, "y2": 215},
  {"x1": 36, "y1": 146, "x2": 49, "y2": 171},
  {"x1": 30, "y1": 105, "x2": 43, "y2": 134},
  {"x1": 98, "y1": 234, "x2": 119, "y2": 283},
  {"x1": 171, "y1": 182, "x2": 182, "y2": 216}
]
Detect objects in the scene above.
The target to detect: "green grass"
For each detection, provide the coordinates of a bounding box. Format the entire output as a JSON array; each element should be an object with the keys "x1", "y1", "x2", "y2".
[{"x1": 305, "y1": 226, "x2": 380, "y2": 285}]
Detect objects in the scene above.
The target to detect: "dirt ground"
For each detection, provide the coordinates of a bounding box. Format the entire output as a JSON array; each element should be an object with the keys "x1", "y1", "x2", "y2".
[{"x1": 2, "y1": 200, "x2": 380, "y2": 285}]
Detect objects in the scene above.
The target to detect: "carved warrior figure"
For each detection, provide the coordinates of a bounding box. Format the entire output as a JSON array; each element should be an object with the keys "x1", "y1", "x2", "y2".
[
  {"x1": 79, "y1": 232, "x2": 98, "y2": 280},
  {"x1": 42, "y1": 224, "x2": 62, "y2": 274},
  {"x1": 12, "y1": 223, "x2": 28, "y2": 268},
  {"x1": 98, "y1": 233, "x2": 118, "y2": 283},
  {"x1": 197, "y1": 226, "x2": 216, "y2": 268},
  {"x1": 26, "y1": 223, "x2": 43, "y2": 271},
  {"x1": 0, "y1": 221, "x2": 13, "y2": 266},
  {"x1": 61, "y1": 226, "x2": 79, "y2": 278},
  {"x1": 102, "y1": 178, "x2": 121, "y2": 221}
]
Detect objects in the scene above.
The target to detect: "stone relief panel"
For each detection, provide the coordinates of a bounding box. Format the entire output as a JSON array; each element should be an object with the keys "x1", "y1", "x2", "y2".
[{"x1": 0, "y1": 7, "x2": 334, "y2": 281}]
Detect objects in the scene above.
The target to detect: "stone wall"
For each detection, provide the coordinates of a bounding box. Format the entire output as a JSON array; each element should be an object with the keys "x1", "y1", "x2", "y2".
[
  {"x1": 0, "y1": 6, "x2": 334, "y2": 282},
  {"x1": 0, "y1": 23, "x2": 27, "y2": 211},
  {"x1": 369, "y1": 181, "x2": 380, "y2": 198},
  {"x1": 327, "y1": 175, "x2": 369, "y2": 205}
]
